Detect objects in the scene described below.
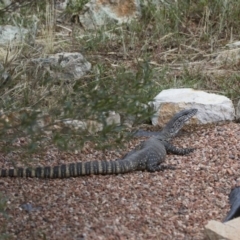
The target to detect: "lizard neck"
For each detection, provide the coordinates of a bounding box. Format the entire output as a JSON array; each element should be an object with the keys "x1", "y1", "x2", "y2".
[{"x1": 156, "y1": 108, "x2": 197, "y2": 141}]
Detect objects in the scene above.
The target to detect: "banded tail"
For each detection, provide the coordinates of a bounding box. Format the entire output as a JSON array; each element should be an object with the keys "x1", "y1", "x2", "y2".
[{"x1": 0, "y1": 159, "x2": 136, "y2": 178}]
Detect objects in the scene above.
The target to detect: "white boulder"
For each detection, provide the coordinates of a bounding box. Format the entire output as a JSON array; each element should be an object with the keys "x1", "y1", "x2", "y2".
[{"x1": 151, "y1": 88, "x2": 235, "y2": 126}]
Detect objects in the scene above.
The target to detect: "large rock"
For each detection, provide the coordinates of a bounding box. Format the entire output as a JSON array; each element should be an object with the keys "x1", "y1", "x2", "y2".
[
  {"x1": 79, "y1": 0, "x2": 141, "y2": 29},
  {"x1": 30, "y1": 52, "x2": 91, "y2": 81},
  {"x1": 205, "y1": 218, "x2": 240, "y2": 240},
  {"x1": 151, "y1": 88, "x2": 235, "y2": 126}
]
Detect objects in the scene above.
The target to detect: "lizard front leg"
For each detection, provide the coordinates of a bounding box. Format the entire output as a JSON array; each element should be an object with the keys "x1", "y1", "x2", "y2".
[{"x1": 164, "y1": 142, "x2": 195, "y2": 155}]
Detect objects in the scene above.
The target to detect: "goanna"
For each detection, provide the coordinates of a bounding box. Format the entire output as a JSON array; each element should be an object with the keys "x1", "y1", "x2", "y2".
[{"x1": 0, "y1": 108, "x2": 197, "y2": 178}]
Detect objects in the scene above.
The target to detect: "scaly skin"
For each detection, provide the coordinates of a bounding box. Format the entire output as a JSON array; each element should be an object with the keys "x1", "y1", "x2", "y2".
[{"x1": 0, "y1": 108, "x2": 197, "y2": 178}]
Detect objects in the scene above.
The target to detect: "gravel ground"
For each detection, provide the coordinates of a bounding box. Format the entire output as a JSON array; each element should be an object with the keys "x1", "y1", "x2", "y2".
[{"x1": 0, "y1": 122, "x2": 240, "y2": 240}]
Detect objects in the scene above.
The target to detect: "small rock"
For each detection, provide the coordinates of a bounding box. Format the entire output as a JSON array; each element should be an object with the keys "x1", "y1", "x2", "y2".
[{"x1": 105, "y1": 111, "x2": 121, "y2": 126}]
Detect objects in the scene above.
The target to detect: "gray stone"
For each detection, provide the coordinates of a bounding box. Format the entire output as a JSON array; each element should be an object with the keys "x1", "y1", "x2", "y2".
[
  {"x1": 105, "y1": 111, "x2": 121, "y2": 126},
  {"x1": 30, "y1": 52, "x2": 91, "y2": 81},
  {"x1": 151, "y1": 88, "x2": 235, "y2": 126},
  {"x1": 0, "y1": 25, "x2": 28, "y2": 45}
]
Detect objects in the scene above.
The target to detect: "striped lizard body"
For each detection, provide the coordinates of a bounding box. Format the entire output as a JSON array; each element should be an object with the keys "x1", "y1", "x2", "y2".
[{"x1": 0, "y1": 108, "x2": 197, "y2": 178}]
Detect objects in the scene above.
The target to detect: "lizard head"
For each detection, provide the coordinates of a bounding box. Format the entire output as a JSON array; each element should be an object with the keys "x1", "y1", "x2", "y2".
[{"x1": 157, "y1": 108, "x2": 198, "y2": 141}]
